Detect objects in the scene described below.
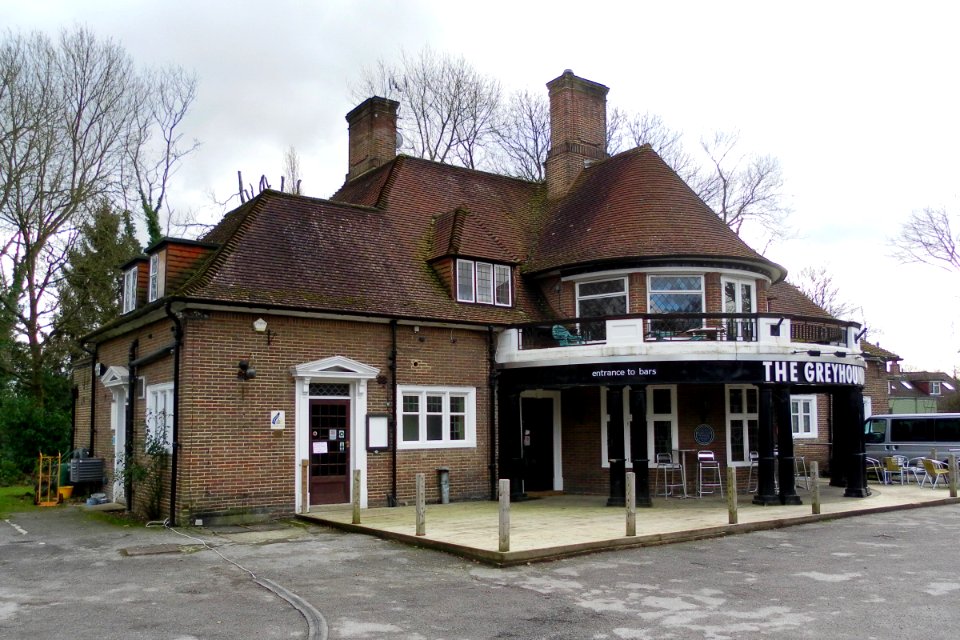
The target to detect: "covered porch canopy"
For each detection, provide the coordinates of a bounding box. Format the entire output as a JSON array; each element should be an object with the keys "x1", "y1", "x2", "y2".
[{"x1": 496, "y1": 358, "x2": 869, "y2": 507}]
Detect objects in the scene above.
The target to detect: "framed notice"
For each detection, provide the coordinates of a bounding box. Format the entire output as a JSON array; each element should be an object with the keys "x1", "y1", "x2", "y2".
[{"x1": 367, "y1": 413, "x2": 390, "y2": 452}]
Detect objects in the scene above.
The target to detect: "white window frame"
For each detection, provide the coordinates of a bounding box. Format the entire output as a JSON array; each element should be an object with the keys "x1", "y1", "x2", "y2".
[
  {"x1": 456, "y1": 259, "x2": 512, "y2": 307},
  {"x1": 791, "y1": 394, "x2": 818, "y2": 438},
  {"x1": 396, "y1": 385, "x2": 476, "y2": 450},
  {"x1": 122, "y1": 267, "x2": 137, "y2": 314},
  {"x1": 646, "y1": 385, "x2": 679, "y2": 467},
  {"x1": 931, "y1": 381, "x2": 942, "y2": 396},
  {"x1": 576, "y1": 277, "x2": 628, "y2": 318},
  {"x1": 145, "y1": 382, "x2": 174, "y2": 453},
  {"x1": 725, "y1": 384, "x2": 758, "y2": 466},
  {"x1": 494, "y1": 264, "x2": 512, "y2": 306},
  {"x1": 148, "y1": 252, "x2": 165, "y2": 302}
]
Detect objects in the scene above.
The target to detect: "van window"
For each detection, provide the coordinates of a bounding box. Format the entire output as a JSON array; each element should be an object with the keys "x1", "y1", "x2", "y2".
[
  {"x1": 864, "y1": 418, "x2": 886, "y2": 444},
  {"x1": 935, "y1": 418, "x2": 960, "y2": 441},
  {"x1": 891, "y1": 418, "x2": 934, "y2": 442}
]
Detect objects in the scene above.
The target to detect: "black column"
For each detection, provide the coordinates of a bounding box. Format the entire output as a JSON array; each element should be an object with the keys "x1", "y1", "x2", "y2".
[
  {"x1": 774, "y1": 386, "x2": 802, "y2": 505},
  {"x1": 841, "y1": 386, "x2": 869, "y2": 498},
  {"x1": 829, "y1": 391, "x2": 848, "y2": 487},
  {"x1": 628, "y1": 385, "x2": 652, "y2": 507},
  {"x1": 497, "y1": 389, "x2": 526, "y2": 501},
  {"x1": 606, "y1": 386, "x2": 626, "y2": 507},
  {"x1": 753, "y1": 385, "x2": 779, "y2": 505}
]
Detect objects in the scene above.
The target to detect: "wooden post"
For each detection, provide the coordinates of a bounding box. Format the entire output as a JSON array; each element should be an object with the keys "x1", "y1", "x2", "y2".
[
  {"x1": 415, "y1": 473, "x2": 426, "y2": 536},
  {"x1": 498, "y1": 479, "x2": 510, "y2": 552},
  {"x1": 625, "y1": 472, "x2": 636, "y2": 536},
  {"x1": 811, "y1": 461, "x2": 821, "y2": 515},
  {"x1": 726, "y1": 466, "x2": 737, "y2": 524},
  {"x1": 949, "y1": 454, "x2": 958, "y2": 498},
  {"x1": 299, "y1": 459, "x2": 309, "y2": 514},
  {"x1": 352, "y1": 469, "x2": 362, "y2": 524}
]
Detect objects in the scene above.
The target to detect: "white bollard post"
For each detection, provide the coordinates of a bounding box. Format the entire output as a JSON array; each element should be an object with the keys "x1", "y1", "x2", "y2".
[
  {"x1": 811, "y1": 461, "x2": 821, "y2": 515},
  {"x1": 626, "y1": 472, "x2": 636, "y2": 537},
  {"x1": 726, "y1": 466, "x2": 737, "y2": 525},
  {"x1": 499, "y1": 479, "x2": 510, "y2": 552},
  {"x1": 416, "y1": 473, "x2": 426, "y2": 536}
]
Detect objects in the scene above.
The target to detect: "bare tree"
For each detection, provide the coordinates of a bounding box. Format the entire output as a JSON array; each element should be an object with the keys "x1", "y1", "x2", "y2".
[
  {"x1": 790, "y1": 266, "x2": 856, "y2": 319},
  {"x1": 694, "y1": 131, "x2": 790, "y2": 242},
  {"x1": 891, "y1": 206, "x2": 960, "y2": 271},
  {"x1": 282, "y1": 145, "x2": 302, "y2": 195},
  {"x1": 125, "y1": 65, "x2": 199, "y2": 245},
  {"x1": 492, "y1": 90, "x2": 550, "y2": 181},
  {"x1": 0, "y1": 27, "x2": 196, "y2": 402},
  {"x1": 356, "y1": 48, "x2": 501, "y2": 170}
]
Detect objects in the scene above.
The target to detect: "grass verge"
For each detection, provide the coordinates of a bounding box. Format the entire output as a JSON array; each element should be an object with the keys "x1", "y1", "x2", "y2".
[{"x1": 0, "y1": 485, "x2": 41, "y2": 517}]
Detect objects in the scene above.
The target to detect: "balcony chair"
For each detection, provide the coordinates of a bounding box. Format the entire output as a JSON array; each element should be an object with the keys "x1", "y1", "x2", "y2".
[
  {"x1": 696, "y1": 450, "x2": 723, "y2": 498},
  {"x1": 904, "y1": 457, "x2": 926, "y2": 485},
  {"x1": 551, "y1": 325, "x2": 584, "y2": 346},
  {"x1": 920, "y1": 458, "x2": 950, "y2": 489},
  {"x1": 882, "y1": 455, "x2": 907, "y2": 485},
  {"x1": 745, "y1": 450, "x2": 759, "y2": 493},
  {"x1": 865, "y1": 457, "x2": 885, "y2": 484},
  {"x1": 654, "y1": 452, "x2": 684, "y2": 497}
]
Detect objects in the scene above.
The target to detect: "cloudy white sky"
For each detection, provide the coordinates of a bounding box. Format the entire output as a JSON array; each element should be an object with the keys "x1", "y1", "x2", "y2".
[{"x1": 6, "y1": 1, "x2": 960, "y2": 374}]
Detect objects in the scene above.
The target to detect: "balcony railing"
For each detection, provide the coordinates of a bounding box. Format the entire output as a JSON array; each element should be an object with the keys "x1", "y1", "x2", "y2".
[{"x1": 513, "y1": 313, "x2": 860, "y2": 351}]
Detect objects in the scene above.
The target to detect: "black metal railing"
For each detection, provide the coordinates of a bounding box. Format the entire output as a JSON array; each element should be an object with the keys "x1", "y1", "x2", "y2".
[{"x1": 513, "y1": 313, "x2": 858, "y2": 351}]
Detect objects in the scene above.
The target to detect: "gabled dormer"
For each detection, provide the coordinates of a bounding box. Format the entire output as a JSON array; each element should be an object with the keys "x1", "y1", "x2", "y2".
[
  {"x1": 120, "y1": 256, "x2": 148, "y2": 314},
  {"x1": 121, "y1": 238, "x2": 218, "y2": 313},
  {"x1": 428, "y1": 208, "x2": 517, "y2": 308}
]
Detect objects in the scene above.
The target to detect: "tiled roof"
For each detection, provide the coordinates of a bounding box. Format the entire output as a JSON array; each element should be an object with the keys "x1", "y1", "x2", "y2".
[
  {"x1": 183, "y1": 159, "x2": 547, "y2": 324},
  {"x1": 766, "y1": 281, "x2": 833, "y2": 318},
  {"x1": 527, "y1": 146, "x2": 784, "y2": 278},
  {"x1": 860, "y1": 341, "x2": 901, "y2": 361}
]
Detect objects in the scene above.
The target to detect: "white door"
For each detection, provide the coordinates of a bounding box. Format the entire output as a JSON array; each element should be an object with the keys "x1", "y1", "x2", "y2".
[
  {"x1": 111, "y1": 389, "x2": 127, "y2": 502},
  {"x1": 722, "y1": 277, "x2": 756, "y2": 340}
]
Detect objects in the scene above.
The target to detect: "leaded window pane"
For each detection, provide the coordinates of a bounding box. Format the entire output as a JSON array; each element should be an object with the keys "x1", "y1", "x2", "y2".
[
  {"x1": 495, "y1": 265, "x2": 511, "y2": 306},
  {"x1": 309, "y1": 383, "x2": 350, "y2": 397},
  {"x1": 403, "y1": 395, "x2": 419, "y2": 413},
  {"x1": 649, "y1": 293, "x2": 703, "y2": 314},
  {"x1": 457, "y1": 260, "x2": 474, "y2": 301},
  {"x1": 476, "y1": 262, "x2": 493, "y2": 304},
  {"x1": 579, "y1": 279, "x2": 625, "y2": 296},
  {"x1": 579, "y1": 296, "x2": 626, "y2": 317},
  {"x1": 653, "y1": 420, "x2": 672, "y2": 455}
]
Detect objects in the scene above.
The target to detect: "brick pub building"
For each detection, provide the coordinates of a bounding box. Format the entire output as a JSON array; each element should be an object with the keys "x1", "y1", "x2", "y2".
[{"x1": 76, "y1": 71, "x2": 870, "y2": 524}]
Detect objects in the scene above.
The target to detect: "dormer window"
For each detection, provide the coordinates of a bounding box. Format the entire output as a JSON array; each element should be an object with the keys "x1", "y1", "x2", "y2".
[
  {"x1": 456, "y1": 259, "x2": 511, "y2": 306},
  {"x1": 148, "y1": 253, "x2": 165, "y2": 302},
  {"x1": 122, "y1": 267, "x2": 137, "y2": 314},
  {"x1": 931, "y1": 381, "x2": 941, "y2": 396}
]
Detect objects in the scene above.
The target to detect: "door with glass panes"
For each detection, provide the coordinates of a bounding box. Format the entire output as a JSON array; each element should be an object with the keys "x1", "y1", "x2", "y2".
[
  {"x1": 309, "y1": 399, "x2": 350, "y2": 505},
  {"x1": 727, "y1": 386, "x2": 758, "y2": 465},
  {"x1": 722, "y1": 277, "x2": 755, "y2": 340}
]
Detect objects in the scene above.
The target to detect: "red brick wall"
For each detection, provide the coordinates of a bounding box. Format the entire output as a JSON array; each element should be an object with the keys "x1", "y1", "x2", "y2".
[{"x1": 79, "y1": 311, "x2": 495, "y2": 522}]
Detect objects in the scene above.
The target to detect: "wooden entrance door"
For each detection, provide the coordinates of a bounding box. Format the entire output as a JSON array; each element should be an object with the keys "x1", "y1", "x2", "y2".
[
  {"x1": 309, "y1": 399, "x2": 350, "y2": 505},
  {"x1": 521, "y1": 397, "x2": 554, "y2": 492}
]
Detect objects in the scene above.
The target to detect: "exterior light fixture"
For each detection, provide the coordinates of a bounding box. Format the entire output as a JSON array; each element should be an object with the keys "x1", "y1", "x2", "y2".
[
  {"x1": 252, "y1": 317, "x2": 275, "y2": 345},
  {"x1": 237, "y1": 360, "x2": 256, "y2": 380},
  {"x1": 806, "y1": 350, "x2": 821, "y2": 357}
]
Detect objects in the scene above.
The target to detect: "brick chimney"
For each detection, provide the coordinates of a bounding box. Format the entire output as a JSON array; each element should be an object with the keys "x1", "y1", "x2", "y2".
[
  {"x1": 544, "y1": 70, "x2": 609, "y2": 199},
  {"x1": 345, "y1": 96, "x2": 400, "y2": 181}
]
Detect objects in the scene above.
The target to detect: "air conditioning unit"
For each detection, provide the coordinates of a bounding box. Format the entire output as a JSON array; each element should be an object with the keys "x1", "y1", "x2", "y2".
[{"x1": 70, "y1": 458, "x2": 104, "y2": 483}]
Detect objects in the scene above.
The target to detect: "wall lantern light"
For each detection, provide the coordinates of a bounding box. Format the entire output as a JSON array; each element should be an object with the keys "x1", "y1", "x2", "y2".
[
  {"x1": 252, "y1": 317, "x2": 276, "y2": 345},
  {"x1": 237, "y1": 360, "x2": 257, "y2": 380}
]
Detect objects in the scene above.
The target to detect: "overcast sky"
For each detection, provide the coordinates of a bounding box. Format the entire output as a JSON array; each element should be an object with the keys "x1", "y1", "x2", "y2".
[{"x1": 6, "y1": 1, "x2": 959, "y2": 374}]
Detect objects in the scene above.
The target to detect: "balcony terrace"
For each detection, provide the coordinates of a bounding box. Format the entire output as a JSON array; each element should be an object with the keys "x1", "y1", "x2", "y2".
[{"x1": 497, "y1": 313, "x2": 863, "y2": 366}]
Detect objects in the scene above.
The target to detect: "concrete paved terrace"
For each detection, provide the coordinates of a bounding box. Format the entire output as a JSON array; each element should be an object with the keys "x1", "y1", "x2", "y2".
[{"x1": 300, "y1": 481, "x2": 960, "y2": 566}]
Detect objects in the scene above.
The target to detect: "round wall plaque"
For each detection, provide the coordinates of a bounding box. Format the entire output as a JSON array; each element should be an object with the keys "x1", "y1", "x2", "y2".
[{"x1": 694, "y1": 423, "x2": 715, "y2": 446}]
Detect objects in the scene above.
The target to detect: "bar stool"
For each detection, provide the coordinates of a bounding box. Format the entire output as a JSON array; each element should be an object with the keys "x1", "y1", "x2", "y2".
[
  {"x1": 746, "y1": 450, "x2": 759, "y2": 493},
  {"x1": 654, "y1": 452, "x2": 684, "y2": 497},
  {"x1": 697, "y1": 450, "x2": 723, "y2": 497},
  {"x1": 794, "y1": 456, "x2": 808, "y2": 490}
]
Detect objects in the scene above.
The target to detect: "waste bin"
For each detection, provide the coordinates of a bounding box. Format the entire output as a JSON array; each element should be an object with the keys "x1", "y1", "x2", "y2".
[{"x1": 437, "y1": 467, "x2": 450, "y2": 504}]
